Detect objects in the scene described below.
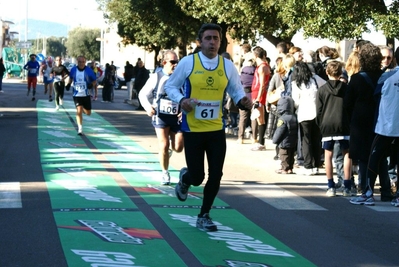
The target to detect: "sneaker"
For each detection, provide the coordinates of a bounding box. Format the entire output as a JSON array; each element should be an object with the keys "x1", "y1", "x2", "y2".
[
  {"x1": 161, "y1": 171, "x2": 171, "y2": 185},
  {"x1": 77, "y1": 130, "x2": 83, "y2": 136},
  {"x1": 196, "y1": 213, "x2": 218, "y2": 232},
  {"x1": 55, "y1": 106, "x2": 59, "y2": 111},
  {"x1": 49, "y1": 97, "x2": 53, "y2": 102},
  {"x1": 59, "y1": 99, "x2": 63, "y2": 106},
  {"x1": 349, "y1": 191, "x2": 375, "y2": 205},
  {"x1": 31, "y1": 97, "x2": 35, "y2": 101},
  {"x1": 312, "y1": 168, "x2": 319, "y2": 175},
  {"x1": 326, "y1": 187, "x2": 336, "y2": 197},
  {"x1": 236, "y1": 138, "x2": 243, "y2": 144},
  {"x1": 301, "y1": 168, "x2": 314, "y2": 176},
  {"x1": 175, "y1": 167, "x2": 190, "y2": 201},
  {"x1": 343, "y1": 188, "x2": 356, "y2": 197},
  {"x1": 0, "y1": 90, "x2": 4, "y2": 93},
  {"x1": 391, "y1": 197, "x2": 399, "y2": 207},
  {"x1": 251, "y1": 143, "x2": 266, "y2": 151}
]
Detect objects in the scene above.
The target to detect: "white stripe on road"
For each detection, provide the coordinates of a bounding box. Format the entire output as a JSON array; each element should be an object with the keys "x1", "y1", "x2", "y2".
[
  {"x1": 0, "y1": 182, "x2": 22, "y2": 208},
  {"x1": 238, "y1": 184, "x2": 327, "y2": 210}
]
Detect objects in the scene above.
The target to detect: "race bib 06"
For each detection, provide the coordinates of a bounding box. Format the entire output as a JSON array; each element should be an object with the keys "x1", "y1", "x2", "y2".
[{"x1": 158, "y1": 99, "x2": 178, "y2": 115}]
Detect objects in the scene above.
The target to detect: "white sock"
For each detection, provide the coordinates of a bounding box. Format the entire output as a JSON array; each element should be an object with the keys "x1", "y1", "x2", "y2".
[{"x1": 78, "y1": 125, "x2": 83, "y2": 133}]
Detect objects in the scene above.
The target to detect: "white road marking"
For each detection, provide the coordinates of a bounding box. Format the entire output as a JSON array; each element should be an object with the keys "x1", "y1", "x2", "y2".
[
  {"x1": 0, "y1": 182, "x2": 22, "y2": 208},
  {"x1": 238, "y1": 184, "x2": 327, "y2": 210}
]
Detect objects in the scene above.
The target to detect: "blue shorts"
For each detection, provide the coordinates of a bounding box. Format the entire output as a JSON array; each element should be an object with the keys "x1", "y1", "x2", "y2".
[
  {"x1": 43, "y1": 76, "x2": 54, "y2": 84},
  {"x1": 152, "y1": 115, "x2": 181, "y2": 133},
  {"x1": 322, "y1": 139, "x2": 349, "y2": 151}
]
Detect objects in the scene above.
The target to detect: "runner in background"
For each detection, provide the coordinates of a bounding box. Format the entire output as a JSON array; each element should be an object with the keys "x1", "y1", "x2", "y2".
[
  {"x1": 66, "y1": 55, "x2": 97, "y2": 135},
  {"x1": 23, "y1": 54, "x2": 40, "y2": 101},
  {"x1": 138, "y1": 50, "x2": 184, "y2": 185},
  {"x1": 51, "y1": 56, "x2": 70, "y2": 111},
  {"x1": 42, "y1": 57, "x2": 54, "y2": 102}
]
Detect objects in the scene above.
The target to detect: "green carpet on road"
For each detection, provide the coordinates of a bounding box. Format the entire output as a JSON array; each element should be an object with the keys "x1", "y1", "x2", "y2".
[{"x1": 36, "y1": 100, "x2": 316, "y2": 267}]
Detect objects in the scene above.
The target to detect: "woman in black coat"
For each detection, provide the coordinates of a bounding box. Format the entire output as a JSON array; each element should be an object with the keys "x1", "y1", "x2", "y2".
[
  {"x1": 0, "y1": 58, "x2": 5, "y2": 93},
  {"x1": 345, "y1": 43, "x2": 384, "y2": 194}
]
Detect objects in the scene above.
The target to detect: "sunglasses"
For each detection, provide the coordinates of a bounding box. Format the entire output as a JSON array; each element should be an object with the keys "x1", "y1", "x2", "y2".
[
  {"x1": 382, "y1": 56, "x2": 392, "y2": 60},
  {"x1": 168, "y1": 60, "x2": 178, "y2": 64}
]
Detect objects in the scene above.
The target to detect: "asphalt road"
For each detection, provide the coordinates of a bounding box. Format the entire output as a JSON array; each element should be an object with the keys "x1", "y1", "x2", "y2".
[{"x1": 0, "y1": 79, "x2": 399, "y2": 267}]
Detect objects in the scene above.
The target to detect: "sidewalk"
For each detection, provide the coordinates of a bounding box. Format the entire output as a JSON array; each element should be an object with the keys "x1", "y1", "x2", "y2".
[{"x1": 3, "y1": 77, "x2": 25, "y2": 84}]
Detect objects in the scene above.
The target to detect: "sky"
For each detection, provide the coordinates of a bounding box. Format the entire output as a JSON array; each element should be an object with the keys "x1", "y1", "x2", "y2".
[{"x1": 0, "y1": 0, "x2": 105, "y2": 27}]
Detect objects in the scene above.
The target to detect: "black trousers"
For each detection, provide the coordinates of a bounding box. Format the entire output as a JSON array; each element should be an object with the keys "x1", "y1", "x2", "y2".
[
  {"x1": 182, "y1": 130, "x2": 226, "y2": 215},
  {"x1": 300, "y1": 119, "x2": 321, "y2": 169}
]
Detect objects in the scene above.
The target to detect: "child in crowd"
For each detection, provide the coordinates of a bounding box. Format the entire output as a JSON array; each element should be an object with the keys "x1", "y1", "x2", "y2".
[
  {"x1": 273, "y1": 96, "x2": 298, "y2": 174},
  {"x1": 316, "y1": 61, "x2": 353, "y2": 197}
]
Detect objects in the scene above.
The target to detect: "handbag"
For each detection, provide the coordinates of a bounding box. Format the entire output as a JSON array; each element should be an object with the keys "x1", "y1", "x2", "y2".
[{"x1": 267, "y1": 85, "x2": 284, "y2": 105}]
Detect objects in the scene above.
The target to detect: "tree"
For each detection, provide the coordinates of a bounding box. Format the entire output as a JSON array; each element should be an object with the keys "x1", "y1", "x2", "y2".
[
  {"x1": 65, "y1": 28, "x2": 101, "y2": 60},
  {"x1": 102, "y1": 0, "x2": 201, "y2": 60},
  {"x1": 46, "y1": 37, "x2": 67, "y2": 57},
  {"x1": 100, "y1": 0, "x2": 399, "y2": 55}
]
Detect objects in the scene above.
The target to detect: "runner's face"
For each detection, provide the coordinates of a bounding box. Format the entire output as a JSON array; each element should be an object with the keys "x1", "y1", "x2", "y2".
[
  {"x1": 200, "y1": 30, "x2": 220, "y2": 59},
  {"x1": 77, "y1": 57, "x2": 86, "y2": 69},
  {"x1": 163, "y1": 54, "x2": 178, "y2": 75}
]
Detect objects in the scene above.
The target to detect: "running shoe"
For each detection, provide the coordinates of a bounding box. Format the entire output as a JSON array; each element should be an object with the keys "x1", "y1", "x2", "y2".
[
  {"x1": 55, "y1": 106, "x2": 59, "y2": 111},
  {"x1": 349, "y1": 191, "x2": 375, "y2": 205},
  {"x1": 326, "y1": 187, "x2": 336, "y2": 197},
  {"x1": 251, "y1": 143, "x2": 266, "y2": 151},
  {"x1": 175, "y1": 167, "x2": 190, "y2": 201},
  {"x1": 342, "y1": 188, "x2": 356, "y2": 197},
  {"x1": 49, "y1": 96, "x2": 53, "y2": 102},
  {"x1": 161, "y1": 171, "x2": 171, "y2": 185},
  {"x1": 196, "y1": 213, "x2": 218, "y2": 232},
  {"x1": 31, "y1": 97, "x2": 35, "y2": 101},
  {"x1": 390, "y1": 197, "x2": 399, "y2": 207}
]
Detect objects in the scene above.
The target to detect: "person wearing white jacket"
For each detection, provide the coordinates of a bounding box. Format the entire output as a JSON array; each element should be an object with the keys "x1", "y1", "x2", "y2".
[
  {"x1": 291, "y1": 61, "x2": 326, "y2": 175},
  {"x1": 138, "y1": 50, "x2": 183, "y2": 185}
]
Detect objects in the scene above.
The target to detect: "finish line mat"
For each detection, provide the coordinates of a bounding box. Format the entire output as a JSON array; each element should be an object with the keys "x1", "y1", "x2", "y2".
[{"x1": 37, "y1": 100, "x2": 316, "y2": 267}]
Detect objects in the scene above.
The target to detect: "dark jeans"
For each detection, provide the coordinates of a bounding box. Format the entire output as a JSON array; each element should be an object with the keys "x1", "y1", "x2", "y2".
[
  {"x1": 182, "y1": 130, "x2": 226, "y2": 215},
  {"x1": 300, "y1": 119, "x2": 321, "y2": 169},
  {"x1": 54, "y1": 81, "x2": 65, "y2": 106},
  {"x1": 280, "y1": 147, "x2": 296, "y2": 171},
  {"x1": 102, "y1": 84, "x2": 112, "y2": 101},
  {"x1": 366, "y1": 134, "x2": 399, "y2": 196}
]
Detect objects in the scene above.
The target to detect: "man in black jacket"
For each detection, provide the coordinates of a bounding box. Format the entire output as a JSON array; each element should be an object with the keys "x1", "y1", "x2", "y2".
[
  {"x1": 124, "y1": 61, "x2": 135, "y2": 103},
  {"x1": 134, "y1": 60, "x2": 150, "y2": 110}
]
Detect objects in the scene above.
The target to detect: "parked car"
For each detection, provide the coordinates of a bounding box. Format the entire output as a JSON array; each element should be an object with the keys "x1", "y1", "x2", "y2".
[{"x1": 114, "y1": 66, "x2": 126, "y2": 90}]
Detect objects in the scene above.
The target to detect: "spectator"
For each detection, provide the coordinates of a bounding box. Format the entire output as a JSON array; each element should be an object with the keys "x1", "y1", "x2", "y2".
[
  {"x1": 0, "y1": 58, "x2": 5, "y2": 93},
  {"x1": 273, "y1": 96, "x2": 298, "y2": 174},
  {"x1": 345, "y1": 43, "x2": 384, "y2": 199},
  {"x1": 291, "y1": 61, "x2": 326, "y2": 175},
  {"x1": 124, "y1": 61, "x2": 135, "y2": 103},
  {"x1": 134, "y1": 60, "x2": 150, "y2": 110},
  {"x1": 316, "y1": 61, "x2": 353, "y2": 197}
]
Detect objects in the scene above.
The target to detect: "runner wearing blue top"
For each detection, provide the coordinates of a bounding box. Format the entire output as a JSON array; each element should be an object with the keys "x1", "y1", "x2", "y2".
[
  {"x1": 23, "y1": 54, "x2": 40, "y2": 101},
  {"x1": 66, "y1": 55, "x2": 97, "y2": 135}
]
